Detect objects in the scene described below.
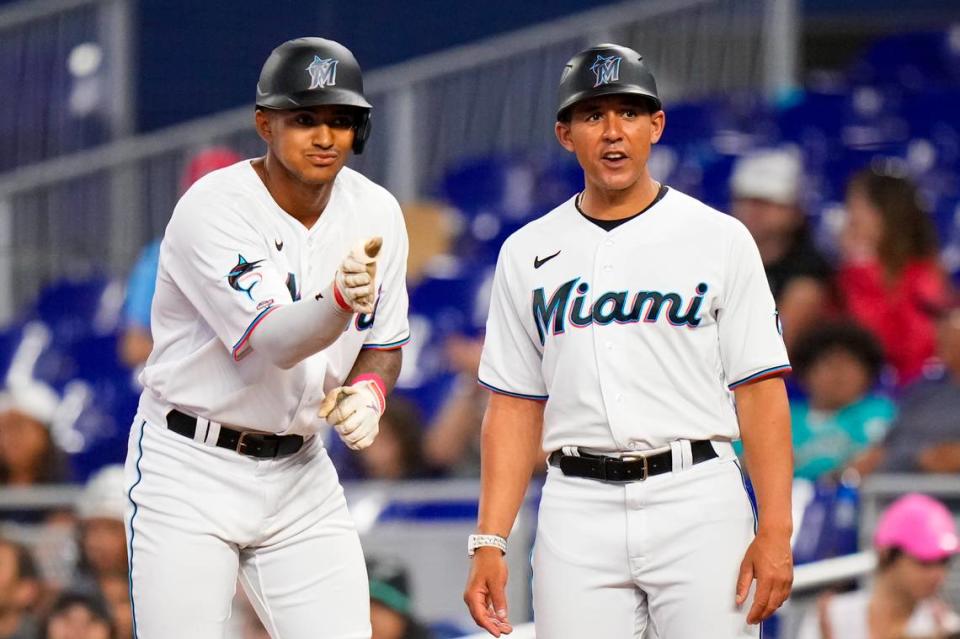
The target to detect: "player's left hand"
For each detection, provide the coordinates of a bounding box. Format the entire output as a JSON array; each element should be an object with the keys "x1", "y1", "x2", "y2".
[
  {"x1": 735, "y1": 528, "x2": 793, "y2": 624},
  {"x1": 318, "y1": 379, "x2": 385, "y2": 450}
]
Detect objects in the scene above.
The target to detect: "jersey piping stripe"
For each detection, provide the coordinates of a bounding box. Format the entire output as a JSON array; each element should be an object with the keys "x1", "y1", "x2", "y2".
[
  {"x1": 231, "y1": 305, "x2": 279, "y2": 361},
  {"x1": 360, "y1": 334, "x2": 411, "y2": 350},
  {"x1": 727, "y1": 364, "x2": 792, "y2": 390},
  {"x1": 126, "y1": 420, "x2": 147, "y2": 639},
  {"x1": 478, "y1": 379, "x2": 549, "y2": 401},
  {"x1": 733, "y1": 458, "x2": 758, "y2": 534}
]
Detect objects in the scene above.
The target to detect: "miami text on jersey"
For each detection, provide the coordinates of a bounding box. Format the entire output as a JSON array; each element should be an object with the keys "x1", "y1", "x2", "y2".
[{"x1": 532, "y1": 278, "x2": 708, "y2": 344}]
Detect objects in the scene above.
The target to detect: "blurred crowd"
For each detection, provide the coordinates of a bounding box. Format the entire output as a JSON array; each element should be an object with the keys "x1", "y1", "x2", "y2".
[
  {"x1": 1, "y1": 137, "x2": 959, "y2": 637},
  {"x1": 1, "y1": 28, "x2": 960, "y2": 637}
]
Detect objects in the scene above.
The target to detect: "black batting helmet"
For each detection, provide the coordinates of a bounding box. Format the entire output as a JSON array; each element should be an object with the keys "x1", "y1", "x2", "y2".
[
  {"x1": 256, "y1": 37, "x2": 372, "y2": 154},
  {"x1": 556, "y1": 43, "x2": 661, "y2": 121}
]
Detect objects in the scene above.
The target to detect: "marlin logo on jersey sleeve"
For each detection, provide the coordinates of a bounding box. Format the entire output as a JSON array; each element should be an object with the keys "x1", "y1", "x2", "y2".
[
  {"x1": 227, "y1": 255, "x2": 264, "y2": 301},
  {"x1": 532, "y1": 278, "x2": 709, "y2": 345}
]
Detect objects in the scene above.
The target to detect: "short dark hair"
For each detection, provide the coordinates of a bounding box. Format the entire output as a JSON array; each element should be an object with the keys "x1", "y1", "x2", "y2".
[
  {"x1": 790, "y1": 322, "x2": 886, "y2": 382},
  {"x1": 42, "y1": 591, "x2": 116, "y2": 639}
]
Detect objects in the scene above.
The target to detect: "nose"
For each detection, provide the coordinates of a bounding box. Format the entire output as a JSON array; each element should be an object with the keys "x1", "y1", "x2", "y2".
[
  {"x1": 602, "y1": 111, "x2": 623, "y2": 141},
  {"x1": 313, "y1": 123, "x2": 334, "y2": 148}
]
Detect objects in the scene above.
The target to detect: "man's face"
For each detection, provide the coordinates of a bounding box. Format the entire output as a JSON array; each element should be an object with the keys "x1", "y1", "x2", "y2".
[
  {"x1": 46, "y1": 603, "x2": 111, "y2": 639},
  {"x1": 556, "y1": 95, "x2": 664, "y2": 195},
  {"x1": 731, "y1": 198, "x2": 801, "y2": 247},
  {"x1": 81, "y1": 518, "x2": 128, "y2": 577},
  {"x1": 0, "y1": 410, "x2": 49, "y2": 477},
  {"x1": 255, "y1": 105, "x2": 358, "y2": 186}
]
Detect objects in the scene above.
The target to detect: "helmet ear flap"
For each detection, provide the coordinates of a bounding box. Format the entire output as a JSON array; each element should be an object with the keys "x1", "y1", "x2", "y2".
[{"x1": 352, "y1": 111, "x2": 371, "y2": 154}]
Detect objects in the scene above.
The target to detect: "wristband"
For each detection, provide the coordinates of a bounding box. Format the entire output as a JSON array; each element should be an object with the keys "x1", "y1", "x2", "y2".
[
  {"x1": 351, "y1": 373, "x2": 386, "y2": 413},
  {"x1": 467, "y1": 534, "x2": 507, "y2": 557},
  {"x1": 332, "y1": 282, "x2": 353, "y2": 313}
]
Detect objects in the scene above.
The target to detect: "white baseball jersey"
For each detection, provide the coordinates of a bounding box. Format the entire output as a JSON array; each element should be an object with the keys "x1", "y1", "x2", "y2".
[
  {"x1": 479, "y1": 187, "x2": 789, "y2": 453},
  {"x1": 138, "y1": 160, "x2": 410, "y2": 436}
]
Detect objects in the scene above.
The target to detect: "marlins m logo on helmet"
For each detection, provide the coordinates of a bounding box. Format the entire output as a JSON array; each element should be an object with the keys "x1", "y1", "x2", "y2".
[
  {"x1": 306, "y1": 56, "x2": 338, "y2": 89},
  {"x1": 590, "y1": 54, "x2": 621, "y2": 87}
]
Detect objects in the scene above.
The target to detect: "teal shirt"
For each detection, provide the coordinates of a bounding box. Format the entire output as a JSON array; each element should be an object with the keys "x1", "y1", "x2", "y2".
[{"x1": 790, "y1": 395, "x2": 896, "y2": 480}]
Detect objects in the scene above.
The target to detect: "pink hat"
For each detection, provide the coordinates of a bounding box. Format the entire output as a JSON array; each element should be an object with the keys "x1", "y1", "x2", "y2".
[{"x1": 874, "y1": 493, "x2": 959, "y2": 562}]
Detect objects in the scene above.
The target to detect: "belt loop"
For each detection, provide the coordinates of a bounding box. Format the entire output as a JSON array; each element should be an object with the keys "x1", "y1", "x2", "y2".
[
  {"x1": 193, "y1": 418, "x2": 208, "y2": 444},
  {"x1": 680, "y1": 439, "x2": 694, "y2": 470},
  {"x1": 562, "y1": 446, "x2": 579, "y2": 457},
  {"x1": 669, "y1": 441, "x2": 683, "y2": 474},
  {"x1": 204, "y1": 421, "x2": 222, "y2": 446}
]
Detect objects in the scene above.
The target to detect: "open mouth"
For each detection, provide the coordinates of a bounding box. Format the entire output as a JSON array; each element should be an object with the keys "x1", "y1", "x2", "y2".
[{"x1": 601, "y1": 151, "x2": 628, "y2": 167}]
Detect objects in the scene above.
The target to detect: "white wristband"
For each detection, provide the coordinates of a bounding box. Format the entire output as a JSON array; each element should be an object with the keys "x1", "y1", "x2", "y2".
[{"x1": 467, "y1": 534, "x2": 507, "y2": 557}]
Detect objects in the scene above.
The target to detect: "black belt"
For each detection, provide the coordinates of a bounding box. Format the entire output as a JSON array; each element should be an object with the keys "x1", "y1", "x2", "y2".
[
  {"x1": 166, "y1": 409, "x2": 305, "y2": 459},
  {"x1": 548, "y1": 440, "x2": 717, "y2": 482}
]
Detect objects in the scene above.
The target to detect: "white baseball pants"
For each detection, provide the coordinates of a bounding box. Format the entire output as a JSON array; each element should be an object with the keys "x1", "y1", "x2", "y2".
[
  {"x1": 533, "y1": 443, "x2": 759, "y2": 638},
  {"x1": 124, "y1": 418, "x2": 370, "y2": 639}
]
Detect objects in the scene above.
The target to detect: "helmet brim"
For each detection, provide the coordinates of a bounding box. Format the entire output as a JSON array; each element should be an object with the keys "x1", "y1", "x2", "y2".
[
  {"x1": 557, "y1": 85, "x2": 661, "y2": 120},
  {"x1": 256, "y1": 87, "x2": 372, "y2": 111}
]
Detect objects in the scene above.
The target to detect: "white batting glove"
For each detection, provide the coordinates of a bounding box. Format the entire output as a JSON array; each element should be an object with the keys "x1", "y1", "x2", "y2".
[
  {"x1": 332, "y1": 236, "x2": 382, "y2": 315},
  {"x1": 318, "y1": 379, "x2": 386, "y2": 450}
]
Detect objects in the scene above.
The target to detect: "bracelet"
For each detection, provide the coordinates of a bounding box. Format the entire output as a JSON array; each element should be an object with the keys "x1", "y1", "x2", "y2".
[{"x1": 467, "y1": 534, "x2": 507, "y2": 557}]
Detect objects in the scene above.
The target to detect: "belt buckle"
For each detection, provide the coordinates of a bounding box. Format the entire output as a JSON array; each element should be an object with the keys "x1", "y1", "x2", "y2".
[
  {"x1": 236, "y1": 431, "x2": 256, "y2": 456},
  {"x1": 619, "y1": 453, "x2": 650, "y2": 481}
]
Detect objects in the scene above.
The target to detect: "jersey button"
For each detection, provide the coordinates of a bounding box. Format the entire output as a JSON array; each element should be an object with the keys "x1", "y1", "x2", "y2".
[
  {"x1": 605, "y1": 240, "x2": 614, "y2": 247},
  {"x1": 602, "y1": 264, "x2": 613, "y2": 271},
  {"x1": 629, "y1": 441, "x2": 641, "y2": 450},
  {"x1": 605, "y1": 341, "x2": 613, "y2": 350},
  {"x1": 616, "y1": 393, "x2": 624, "y2": 402}
]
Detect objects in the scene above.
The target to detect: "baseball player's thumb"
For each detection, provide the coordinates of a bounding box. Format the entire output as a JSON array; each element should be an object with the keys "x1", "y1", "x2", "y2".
[
  {"x1": 490, "y1": 586, "x2": 508, "y2": 621},
  {"x1": 363, "y1": 236, "x2": 382, "y2": 260},
  {"x1": 318, "y1": 387, "x2": 353, "y2": 419},
  {"x1": 735, "y1": 559, "x2": 754, "y2": 605}
]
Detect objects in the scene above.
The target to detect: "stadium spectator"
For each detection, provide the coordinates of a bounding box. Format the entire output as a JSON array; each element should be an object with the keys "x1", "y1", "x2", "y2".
[
  {"x1": 69, "y1": 466, "x2": 130, "y2": 639},
  {"x1": 367, "y1": 559, "x2": 435, "y2": 639},
  {"x1": 0, "y1": 382, "x2": 71, "y2": 522},
  {"x1": 41, "y1": 591, "x2": 115, "y2": 639},
  {"x1": 796, "y1": 493, "x2": 960, "y2": 638},
  {"x1": 120, "y1": 146, "x2": 242, "y2": 368},
  {"x1": 838, "y1": 164, "x2": 948, "y2": 385},
  {"x1": 789, "y1": 322, "x2": 895, "y2": 481},
  {"x1": 0, "y1": 538, "x2": 41, "y2": 639},
  {"x1": 422, "y1": 335, "x2": 488, "y2": 477},
  {"x1": 850, "y1": 302, "x2": 960, "y2": 475},
  {"x1": 401, "y1": 200, "x2": 460, "y2": 287},
  {"x1": 730, "y1": 148, "x2": 834, "y2": 350}
]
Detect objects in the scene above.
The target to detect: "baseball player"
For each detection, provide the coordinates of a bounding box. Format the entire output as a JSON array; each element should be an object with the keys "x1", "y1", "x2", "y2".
[
  {"x1": 124, "y1": 37, "x2": 409, "y2": 639},
  {"x1": 463, "y1": 44, "x2": 794, "y2": 638}
]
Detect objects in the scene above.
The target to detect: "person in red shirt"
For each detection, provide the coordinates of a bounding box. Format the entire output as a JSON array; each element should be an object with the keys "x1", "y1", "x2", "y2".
[{"x1": 838, "y1": 164, "x2": 949, "y2": 385}]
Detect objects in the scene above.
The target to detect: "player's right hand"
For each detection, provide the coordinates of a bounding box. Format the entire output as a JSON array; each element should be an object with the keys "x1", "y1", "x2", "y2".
[
  {"x1": 464, "y1": 548, "x2": 513, "y2": 637},
  {"x1": 332, "y1": 236, "x2": 382, "y2": 315}
]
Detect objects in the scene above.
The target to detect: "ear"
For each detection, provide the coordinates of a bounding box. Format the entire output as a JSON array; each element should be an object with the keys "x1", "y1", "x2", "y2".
[
  {"x1": 254, "y1": 109, "x2": 273, "y2": 145},
  {"x1": 649, "y1": 110, "x2": 665, "y2": 145},
  {"x1": 555, "y1": 121, "x2": 575, "y2": 153}
]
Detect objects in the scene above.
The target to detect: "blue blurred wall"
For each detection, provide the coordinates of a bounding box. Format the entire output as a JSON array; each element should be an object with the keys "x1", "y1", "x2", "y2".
[{"x1": 136, "y1": 0, "x2": 616, "y2": 131}]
